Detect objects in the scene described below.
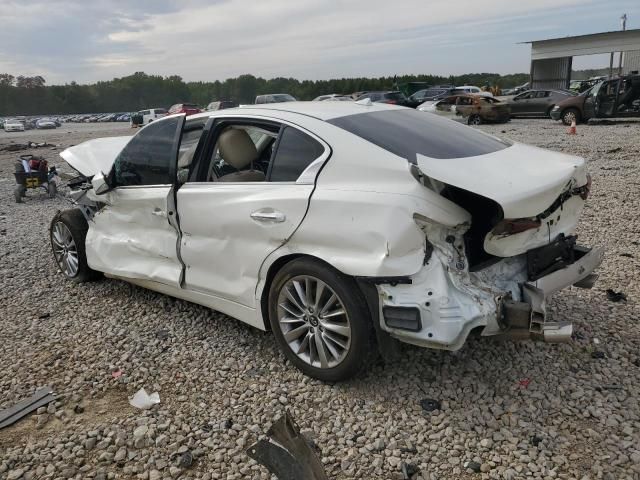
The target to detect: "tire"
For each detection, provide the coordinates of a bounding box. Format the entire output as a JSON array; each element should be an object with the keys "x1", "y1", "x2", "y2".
[
  {"x1": 468, "y1": 114, "x2": 482, "y2": 126},
  {"x1": 50, "y1": 209, "x2": 100, "y2": 283},
  {"x1": 48, "y1": 181, "x2": 57, "y2": 198},
  {"x1": 268, "y1": 258, "x2": 374, "y2": 381},
  {"x1": 561, "y1": 108, "x2": 580, "y2": 126},
  {"x1": 14, "y1": 185, "x2": 25, "y2": 203}
]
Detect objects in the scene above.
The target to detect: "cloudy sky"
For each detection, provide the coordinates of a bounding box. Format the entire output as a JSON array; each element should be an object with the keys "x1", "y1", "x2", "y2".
[{"x1": 1, "y1": 0, "x2": 638, "y2": 84}]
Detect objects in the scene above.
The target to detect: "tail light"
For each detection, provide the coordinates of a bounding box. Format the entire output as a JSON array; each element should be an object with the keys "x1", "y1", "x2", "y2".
[{"x1": 492, "y1": 218, "x2": 541, "y2": 236}]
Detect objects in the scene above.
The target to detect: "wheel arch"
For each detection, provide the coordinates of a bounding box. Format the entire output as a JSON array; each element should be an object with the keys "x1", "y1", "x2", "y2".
[{"x1": 258, "y1": 252, "x2": 377, "y2": 333}]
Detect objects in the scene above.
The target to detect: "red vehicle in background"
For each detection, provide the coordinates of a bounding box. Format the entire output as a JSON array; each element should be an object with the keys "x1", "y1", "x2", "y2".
[{"x1": 167, "y1": 103, "x2": 202, "y2": 116}]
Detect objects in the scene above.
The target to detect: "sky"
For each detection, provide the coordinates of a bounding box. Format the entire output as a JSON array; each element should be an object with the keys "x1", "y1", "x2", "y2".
[{"x1": 1, "y1": 0, "x2": 638, "y2": 85}]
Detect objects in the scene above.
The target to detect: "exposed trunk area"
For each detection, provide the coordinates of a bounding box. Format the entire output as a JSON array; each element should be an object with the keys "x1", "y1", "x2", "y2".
[{"x1": 441, "y1": 185, "x2": 503, "y2": 270}]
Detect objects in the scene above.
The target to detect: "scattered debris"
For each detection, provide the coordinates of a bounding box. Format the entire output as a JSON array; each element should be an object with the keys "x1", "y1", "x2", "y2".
[
  {"x1": 38, "y1": 312, "x2": 51, "y2": 319},
  {"x1": 175, "y1": 450, "x2": 193, "y2": 468},
  {"x1": 111, "y1": 370, "x2": 123, "y2": 379},
  {"x1": 419, "y1": 398, "x2": 441, "y2": 412},
  {"x1": 518, "y1": 378, "x2": 531, "y2": 389},
  {"x1": 73, "y1": 404, "x2": 84, "y2": 414},
  {"x1": 591, "y1": 351, "x2": 606, "y2": 359},
  {"x1": 129, "y1": 388, "x2": 160, "y2": 410},
  {"x1": 223, "y1": 419, "x2": 233, "y2": 429},
  {"x1": 530, "y1": 435, "x2": 543, "y2": 447},
  {"x1": 246, "y1": 412, "x2": 328, "y2": 480},
  {"x1": 0, "y1": 386, "x2": 55, "y2": 429},
  {"x1": 596, "y1": 384, "x2": 623, "y2": 391},
  {"x1": 619, "y1": 252, "x2": 633, "y2": 258},
  {"x1": 601, "y1": 166, "x2": 621, "y2": 170},
  {"x1": 606, "y1": 289, "x2": 627, "y2": 302},
  {"x1": 156, "y1": 329, "x2": 170, "y2": 341},
  {"x1": 0, "y1": 141, "x2": 56, "y2": 152},
  {"x1": 402, "y1": 461, "x2": 421, "y2": 478},
  {"x1": 606, "y1": 147, "x2": 622, "y2": 153},
  {"x1": 464, "y1": 460, "x2": 482, "y2": 473}
]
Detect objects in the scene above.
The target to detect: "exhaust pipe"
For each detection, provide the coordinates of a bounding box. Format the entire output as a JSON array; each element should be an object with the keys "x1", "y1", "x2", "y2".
[{"x1": 541, "y1": 322, "x2": 573, "y2": 343}]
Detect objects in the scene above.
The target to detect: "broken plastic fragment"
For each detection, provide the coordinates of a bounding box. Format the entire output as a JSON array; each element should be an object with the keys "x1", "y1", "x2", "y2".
[
  {"x1": 129, "y1": 388, "x2": 160, "y2": 410},
  {"x1": 111, "y1": 370, "x2": 123, "y2": 379}
]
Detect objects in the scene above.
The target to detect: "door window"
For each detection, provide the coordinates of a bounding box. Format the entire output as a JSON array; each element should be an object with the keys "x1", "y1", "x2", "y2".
[
  {"x1": 268, "y1": 126, "x2": 325, "y2": 182},
  {"x1": 112, "y1": 117, "x2": 181, "y2": 186},
  {"x1": 535, "y1": 91, "x2": 549, "y2": 98}
]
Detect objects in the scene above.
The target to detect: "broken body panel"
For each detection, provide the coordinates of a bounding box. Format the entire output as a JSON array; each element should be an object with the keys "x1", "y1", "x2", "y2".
[{"x1": 58, "y1": 104, "x2": 602, "y2": 355}]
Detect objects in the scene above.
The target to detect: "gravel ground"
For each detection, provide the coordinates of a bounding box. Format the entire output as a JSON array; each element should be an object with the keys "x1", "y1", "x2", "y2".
[{"x1": 0, "y1": 119, "x2": 639, "y2": 480}]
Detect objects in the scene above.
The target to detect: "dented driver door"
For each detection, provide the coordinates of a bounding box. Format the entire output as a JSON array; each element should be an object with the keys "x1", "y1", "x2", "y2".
[{"x1": 85, "y1": 116, "x2": 186, "y2": 287}]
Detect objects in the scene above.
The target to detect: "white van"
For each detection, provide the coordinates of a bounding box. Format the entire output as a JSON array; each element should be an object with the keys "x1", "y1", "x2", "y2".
[{"x1": 131, "y1": 108, "x2": 168, "y2": 127}]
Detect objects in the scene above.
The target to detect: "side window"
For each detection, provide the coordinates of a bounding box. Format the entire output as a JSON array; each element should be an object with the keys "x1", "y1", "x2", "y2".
[
  {"x1": 535, "y1": 91, "x2": 549, "y2": 98},
  {"x1": 269, "y1": 126, "x2": 325, "y2": 182},
  {"x1": 113, "y1": 117, "x2": 180, "y2": 186}
]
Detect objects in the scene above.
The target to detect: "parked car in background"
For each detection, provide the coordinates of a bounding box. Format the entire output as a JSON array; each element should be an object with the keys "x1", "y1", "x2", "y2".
[
  {"x1": 356, "y1": 91, "x2": 410, "y2": 106},
  {"x1": 168, "y1": 103, "x2": 201, "y2": 116},
  {"x1": 420, "y1": 94, "x2": 510, "y2": 125},
  {"x1": 52, "y1": 102, "x2": 601, "y2": 381},
  {"x1": 407, "y1": 88, "x2": 452, "y2": 107},
  {"x1": 506, "y1": 89, "x2": 577, "y2": 118},
  {"x1": 255, "y1": 94, "x2": 297, "y2": 104},
  {"x1": 36, "y1": 118, "x2": 58, "y2": 129},
  {"x1": 551, "y1": 74, "x2": 640, "y2": 125},
  {"x1": 313, "y1": 94, "x2": 353, "y2": 101},
  {"x1": 451, "y1": 86, "x2": 493, "y2": 97},
  {"x1": 206, "y1": 100, "x2": 238, "y2": 111},
  {"x1": 3, "y1": 119, "x2": 25, "y2": 132}
]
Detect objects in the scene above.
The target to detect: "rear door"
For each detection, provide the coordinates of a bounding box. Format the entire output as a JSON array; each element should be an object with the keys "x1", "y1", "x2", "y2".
[
  {"x1": 86, "y1": 116, "x2": 186, "y2": 287},
  {"x1": 176, "y1": 116, "x2": 328, "y2": 308}
]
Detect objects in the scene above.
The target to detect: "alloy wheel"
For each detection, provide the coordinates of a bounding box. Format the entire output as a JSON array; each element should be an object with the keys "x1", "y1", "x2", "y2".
[
  {"x1": 51, "y1": 222, "x2": 79, "y2": 277},
  {"x1": 276, "y1": 275, "x2": 352, "y2": 369},
  {"x1": 563, "y1": 111, "x2": 576, "y2": 124}
]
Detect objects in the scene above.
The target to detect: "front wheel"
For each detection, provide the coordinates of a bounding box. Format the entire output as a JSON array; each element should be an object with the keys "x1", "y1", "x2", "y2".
[
  {"x1": 268, "y1": 258, "x2": 374, "y2": 381},
  {"x1": 468, "y1": 114, "x2": 482, "y2": 126},
  {"x1": 50, "y1": 209, "x2": 100, "y2": 283},
  {"x1": 561, "y1": 108, "x2": 580, "y2": 126}
]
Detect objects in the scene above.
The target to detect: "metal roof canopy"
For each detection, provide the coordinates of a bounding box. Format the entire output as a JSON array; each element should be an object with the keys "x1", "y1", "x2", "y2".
[{"x1": 522, "y1": 29, "x2": 640, "y2": 60}]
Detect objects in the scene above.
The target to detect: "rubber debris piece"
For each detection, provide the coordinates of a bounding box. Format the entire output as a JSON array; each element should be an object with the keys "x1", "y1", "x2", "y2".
[
  {"x1": 606, "y1": 289, "x2": 627, "y2": 302},
  {"x1": 419, "y1": 398, "x2": 441, "y2": 412},
  {"x1": 0, "y1": 386, "x2": 55, "y2": 429},
  {"x1": 246, "y1": 412, "x2": 328, "y2": 480}
]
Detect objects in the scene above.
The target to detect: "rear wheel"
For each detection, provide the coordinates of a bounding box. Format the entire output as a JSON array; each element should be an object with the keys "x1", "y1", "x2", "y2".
[
  {"x1": 468, "y1": 114, "x2": 482, "y2": 126},
  {"x1": 268, "y1": 258, "x2": 374, "y2": 381},
  {"x1": 561, "y1": 108, "x2": 580, "y2": 126},
  {"x1": 50, "y1": 209, "x2": 100, "y2": 283}
]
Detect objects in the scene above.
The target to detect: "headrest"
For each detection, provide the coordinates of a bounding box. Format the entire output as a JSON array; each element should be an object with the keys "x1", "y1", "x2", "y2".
[{"x1": 217, "y1": 128, "x2": 258, "y2": 170}]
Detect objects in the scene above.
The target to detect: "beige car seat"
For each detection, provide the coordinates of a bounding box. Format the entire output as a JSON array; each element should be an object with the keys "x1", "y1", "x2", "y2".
[{"x1": 216, "y1": 128, "x2": 265, "y2": 182}]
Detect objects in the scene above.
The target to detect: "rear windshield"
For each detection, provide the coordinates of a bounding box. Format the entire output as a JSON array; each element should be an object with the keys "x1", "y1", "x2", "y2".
[{"x1": 328, "y1": 109, "x2": 510, "y2": 161}]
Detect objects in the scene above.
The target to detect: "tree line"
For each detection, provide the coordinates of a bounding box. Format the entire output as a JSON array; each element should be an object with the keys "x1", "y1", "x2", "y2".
[{"x1": 0, "y1": 71, "x2": 531, "y2": 116}]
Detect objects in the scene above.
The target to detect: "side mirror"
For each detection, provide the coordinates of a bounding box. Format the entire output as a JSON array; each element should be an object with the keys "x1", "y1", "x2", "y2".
[{"x1": 91, "y1": 172, "x2": 110, "y2": 195}]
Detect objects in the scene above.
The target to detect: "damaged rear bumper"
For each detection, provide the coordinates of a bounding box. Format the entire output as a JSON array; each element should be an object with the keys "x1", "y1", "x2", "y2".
[{"x1": 375, "y1": 243, "x2": 604, "y2": 350}]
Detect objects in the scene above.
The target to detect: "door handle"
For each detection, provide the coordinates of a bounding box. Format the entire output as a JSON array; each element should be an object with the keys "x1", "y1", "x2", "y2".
[
  {"x1": 152, "y1": 208, "x2": 167, "y2": 218},
  {"x1": 250, "y1": 209, "x2": 286, "y2": 223}
]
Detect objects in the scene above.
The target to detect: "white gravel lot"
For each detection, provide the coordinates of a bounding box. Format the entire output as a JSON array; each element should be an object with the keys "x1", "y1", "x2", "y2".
[{"x1": 0, "y1": 119, "x2": 639, "y2": 480}]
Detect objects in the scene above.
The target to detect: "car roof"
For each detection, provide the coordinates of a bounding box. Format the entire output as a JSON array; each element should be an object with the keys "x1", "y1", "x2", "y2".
[{"x1": 188, "y1": 101, "x2": 402, "y2": 121}]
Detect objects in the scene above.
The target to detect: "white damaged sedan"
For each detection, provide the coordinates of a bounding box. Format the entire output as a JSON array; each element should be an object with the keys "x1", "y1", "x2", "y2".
[{"x1": 51, "y1": 102, "x2": 603, "y2": 381}]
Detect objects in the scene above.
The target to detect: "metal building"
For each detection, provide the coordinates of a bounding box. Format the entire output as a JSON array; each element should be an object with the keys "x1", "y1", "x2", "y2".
[{"x1": 522, "y1": 29, "x2": 640, "y2": 89}]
